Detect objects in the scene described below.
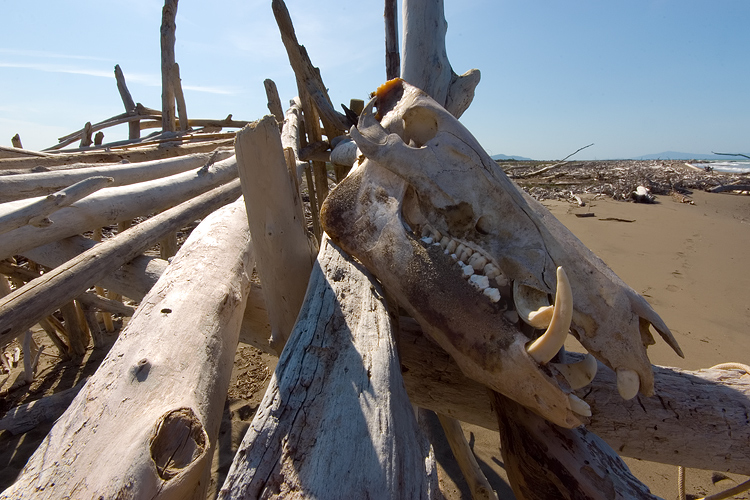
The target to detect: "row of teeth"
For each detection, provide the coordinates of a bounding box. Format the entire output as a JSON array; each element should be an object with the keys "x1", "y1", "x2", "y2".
[{"x1": 420, "y1": 227, "x2": 508, "y2": 304}]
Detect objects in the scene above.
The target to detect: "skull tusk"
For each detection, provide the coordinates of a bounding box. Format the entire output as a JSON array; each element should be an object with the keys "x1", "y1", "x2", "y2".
[
  {"x1": 616, "y1": 368, "x2": 640, "y2": 400},
  {"x1": 526, "y1": 267, "x2": 573, "y2": 364},
  {"x1": 552, "y1": 353, "x2": 598, "y2": 390},
  {"x1": 513, "y1": 281, "x2": 554, "y2": 329}
]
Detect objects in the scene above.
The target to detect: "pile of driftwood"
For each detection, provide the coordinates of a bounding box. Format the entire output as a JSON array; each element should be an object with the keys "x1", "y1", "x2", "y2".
[{"x1": 1, "y1": 1, "x2": 750, "y2": 499}]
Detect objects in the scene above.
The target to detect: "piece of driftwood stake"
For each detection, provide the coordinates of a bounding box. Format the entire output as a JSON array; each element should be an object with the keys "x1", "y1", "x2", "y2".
[
  {"x1": 79, "y1": 121, "x2": 93, "y2": 148},
  {"x1": 271, "y1": 0, "x2": 348, "y2": 139},
  {"x1": 235, "y1": 116, "x2": 317, "y2": 353},
  {"x1": 0, "y1": 179, "x2": 241, "y2": 348},
  {"x1": 11, "y1": 134, "x2": 22, "y2": 149},
  {"x1": 115, "y1": 64, "x2": 141, "y2": 139},
  {"x1": 385, "y1": 0, "x2": 400, "y2": 80},
  {"x1": 161, "y1": 0, "x2": 178, "y2": 133},
  {"x1": 219, "y1": 236, "x2": 440, "y2": 499},
  {"x1": 0, "y1": 156, "x2": 238, "y2": 260},
  {"x1": 401, "y1": 0, "x2": 480, "y2": 118},
  {"x1": 173, "y1": 62, "x2": 189, "y2": 131},
  {"x1": 494, "y1": 391, "x2": 659, "y2": 499},
  {"x1": 263, "y1": 79, "x2": 285, "y2": 129},
  {"x1": 0, "y1": 176, "x2": 113, "y2": 235},
  {"x1": 1, "y1": 198, "x2": 254, "y2": 500}
]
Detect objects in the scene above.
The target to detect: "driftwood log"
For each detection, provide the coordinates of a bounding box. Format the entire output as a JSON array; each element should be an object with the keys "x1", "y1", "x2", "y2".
[
  {"x1": 0, "y1": 156, "x2": 238, "y2": 260},
  {"x1": 0, "y1": 179, "x2": 241, "y2": 348},
  {"x1": 219, "y1": 236, "x2": 440, "y2": 499},
  {"x1": 1, "y1": 198, "x2": 254, "y2": 500},
  {"x1": 235, "y1": 116, "x2": 317, "y2": 353},
  {"x1": 0, "y1": 150, "x2": 232, "y2": 202}
]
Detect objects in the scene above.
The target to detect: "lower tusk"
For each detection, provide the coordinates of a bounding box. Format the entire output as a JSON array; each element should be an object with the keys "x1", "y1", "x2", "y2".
[
  {"x1": 568, "y1": 393, "x2": 591, "y2": 417},
  {"x1": 616, "y1": 368, "x2": 640, "y2": 400},
  {"x1": 526, "y1": 267, "x2": 573, "y2": 364},
  {"x1": 514, "y1": 281, "x2": 553, "y2": 329},
  {"x1": 552, "y1": 353, "x2": 598, "y2": 390}
]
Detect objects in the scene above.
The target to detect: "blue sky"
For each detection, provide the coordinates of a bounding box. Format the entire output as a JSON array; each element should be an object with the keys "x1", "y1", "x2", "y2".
[{"x1": 1, "y1": 1, "x2": 748, "y2": 160}]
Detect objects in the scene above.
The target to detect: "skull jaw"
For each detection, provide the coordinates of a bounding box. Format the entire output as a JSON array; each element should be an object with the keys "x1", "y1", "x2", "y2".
[{"x1": 321, "y1": 160, "x2": 584, "y2": 429}]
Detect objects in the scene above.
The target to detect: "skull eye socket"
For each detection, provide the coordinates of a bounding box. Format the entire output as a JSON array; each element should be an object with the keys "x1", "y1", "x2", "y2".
[{"x1": 402, "y1": 107, "x2": 438, "y2": 147}]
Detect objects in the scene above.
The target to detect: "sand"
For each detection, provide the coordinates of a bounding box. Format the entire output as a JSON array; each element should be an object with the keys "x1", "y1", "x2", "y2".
[{"x1": 1, "y1": 189, "x2": 748, "y2": 498}]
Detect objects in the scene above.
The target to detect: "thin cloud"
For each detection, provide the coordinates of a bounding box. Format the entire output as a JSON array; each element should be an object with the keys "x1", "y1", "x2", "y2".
[
  {"x1": 182, "y1": 84, "x2": 239, "y2": 96},
  {"x1": 0, "y1": 48, "x2": 113, "y2": 62},
  {"x1": 0, "y1": 61, "x2": 114, "y2": 79}
]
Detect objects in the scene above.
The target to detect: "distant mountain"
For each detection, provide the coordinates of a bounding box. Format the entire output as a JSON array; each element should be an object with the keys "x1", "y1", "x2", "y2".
[
  {"x1": 632, "y1": 151, "x2": 749, "y2": 161},
  {"x1": 491, "y1": 153, "x2": 534, "y2": 161}
]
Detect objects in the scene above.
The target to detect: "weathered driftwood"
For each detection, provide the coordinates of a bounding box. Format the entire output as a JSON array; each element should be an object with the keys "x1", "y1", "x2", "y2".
[
  {"x1": 219, "y1": 236, "x2": 440, "y2": 499},
  {"x1": 1, "y1": 140, "x2": 231, "y2": 169},
  {"x1": 0, "y1": 145, "x2": 50, "y2": 159},
  {"x1": 436, "y1": 412, "x2": 498, "y2": 500},
  {"x1": 264, "y1": 79, "x2": 285, "y2": 128},
  {"x1": 0, "y1": 176, "x2": 113, "y2": 234},
  {"x1": 235, "y1": 116, "x2": 317, "y2": 353},
  {"x1": 0, "y1": 149, "x2": 232, "y2": 202},
  {"x1": 79, "y1": 122, "x2": 93, "y2": 148},
  {"x1": 115, "y1": 64, "x2": 141, "y2": 139},
  {"x1": 1, "y1": 198, "x2": 254, "y2": 500},
  {"x1": 0, "y1": 377, "x2": 88, "y2": 436},
  {"x1": 0, "y1": 156, "x2": 238, "y2": 260},
  {"x1": 280, "y1": 97, "x2": 308, "y2": 175},
  {"x1": 494, "y1": 392, "x2": 659, "y2": 499},
  {"x1": 271, "y1": 0, "x2": 348, "y2": 139},
  {"x1": 400, "y1": 0, "x2": 480, "y2": 118},
  {"x1": 384, "y1": 0, "x2": 400, "y2": 80},
  {"x1": 22, "y1": 235, "x2": 168, "y2": 302},
  {"x1": 172, "y1": 62, "x2": 189, "y2": 131},
  {"x1": 161, "y1": 0, "x2": 178, "y2": 133},
  {"x1": 0, "y1": 179, "x2": 241, "y2": 348}
]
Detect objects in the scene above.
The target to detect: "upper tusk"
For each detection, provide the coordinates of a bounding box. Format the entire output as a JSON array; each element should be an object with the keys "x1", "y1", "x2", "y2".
[{"x1": 526, "y1": 267, "x2": 573, "y2": 364}]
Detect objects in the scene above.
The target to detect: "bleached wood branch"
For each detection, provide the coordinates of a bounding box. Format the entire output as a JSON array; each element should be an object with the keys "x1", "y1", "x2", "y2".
[
  {"x1": 385, "y1": 0, "x2": 400, "y2": 80},
  {"x1": 0, "y1": 179, "x2": 241, "y2": 348},
  {"x1": 1, "y1": 198, "x2": 254, "y2": 500},
  {"x1": 160, "y1": 0, "x2": 178, "y2": 133},
  {"x1": 0, "y1": 149, "x2": 232, "y2": 202},
  {"x1": 0, "y1": 176, "x2": 113, "y2": 234},
  {"x1": 219, "y1": 236, "x2": 440, "y2": 499},
  {"x1": 0, "y1": 156, "x2": 238, "y2": 260},
  {"x1": 263, "y1": 79, "x2": 285, "y2": 129}
]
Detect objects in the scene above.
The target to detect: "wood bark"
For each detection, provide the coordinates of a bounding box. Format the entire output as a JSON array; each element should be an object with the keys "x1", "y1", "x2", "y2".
[
  {"x1": 400, "y1": 0, "x2": 480, "y2": 118},
  {"x1": 0, "y1": 176, "x2": 113, "y2": 234},
  {"x1": 161, "y1": 0, "x2": 178, "y2": 133},
  {"x1": 0, "y1": 179, "x2": 241, "y2": 348},
  {"x1": 219, "y1": 236, "x2": 440, "y2": 499},
  {"x1": 494, "y1": 392, "x2": 659, "y2": 499},
  {"x1": 235, "y1": 116, "x2": 317, "y2": 353},
  {"x1": 0, "y1": 149, "x2": 232, "y2": 202},
  {"x1": 1, "y1": 198, "x2": 254, "y2": 500},
  {"x1": 0, "y1": 156, "x2": 238, "y2": 260},
  {"x1": 271, "y1": 0, "x2": 348, "y2": 139}
]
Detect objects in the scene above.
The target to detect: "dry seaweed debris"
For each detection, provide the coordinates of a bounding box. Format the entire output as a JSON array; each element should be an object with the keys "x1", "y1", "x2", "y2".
[{"x1": 502, "y1": 160, "x2": 750, "y2": 202}]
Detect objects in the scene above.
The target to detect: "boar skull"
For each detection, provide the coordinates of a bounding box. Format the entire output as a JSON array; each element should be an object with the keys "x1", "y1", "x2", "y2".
[{"x1": 320, "y1": 79, "x2": 682, "y2": 428}]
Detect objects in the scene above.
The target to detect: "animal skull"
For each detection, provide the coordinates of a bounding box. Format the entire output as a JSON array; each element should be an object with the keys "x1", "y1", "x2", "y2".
[{"x1": 320, "y1": 79, "x2": 682, "y2": 428}]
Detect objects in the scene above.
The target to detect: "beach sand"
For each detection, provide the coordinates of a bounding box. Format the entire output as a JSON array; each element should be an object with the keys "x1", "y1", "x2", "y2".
[{"x1": 1, "y1": 189, "x2": 748, "y2": 498}]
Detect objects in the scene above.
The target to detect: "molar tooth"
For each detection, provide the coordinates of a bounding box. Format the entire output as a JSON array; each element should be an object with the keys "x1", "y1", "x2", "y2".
[
  {"x1": 469, "y1": 274, "x2": 489, "y2": 290},
  {"x1": 616, "y1": 368, "x2": 640, "y2": 400},
  {"x1": 421, "y1": 226, "x2": 432, "y2": 238},
  {"x1": 461, "y1": 264, "x2": 474, "y2": 279},
  {"x1": 455, "y1": 244, "x2": 466, "y2": 256},
  {"x1": 432, "y1": 229, "x2": 442, "y2": 241},
  {"x1": 450, "y1": 253, "x2": 458, "y2": 261},
  {"x1": 568, "y1": 394, "x2": 592, "y2": 417},
  {"x1": 468, "y1": 253, "x2": 488, "y2": 272},
  {"x1": 483, "y1": 287, "x2": 501, "y2": 303},
  {"x1": 439, "y1": 236, "x2": 451, "y2": 248},
  {"x1": 552, "y1": 354, "x2": 598, "y2": 390},
  {"x1": 445, "y1": 239, "x2": 458, "y2": 254},
  {"x1": 495, "y1": 274, "x2": 509, "y2": 288},
  {"x1": 526, "y1": 267, "x2": 573, "y2": 365},
  {"x1": 484, "y1": 264, "x2": 500, "y2": 280}
]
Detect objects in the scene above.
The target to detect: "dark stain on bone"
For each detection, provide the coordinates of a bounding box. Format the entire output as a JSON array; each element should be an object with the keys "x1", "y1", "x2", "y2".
[{"x1": 434, "y1": 201, "x2": 475, "y2": 237}]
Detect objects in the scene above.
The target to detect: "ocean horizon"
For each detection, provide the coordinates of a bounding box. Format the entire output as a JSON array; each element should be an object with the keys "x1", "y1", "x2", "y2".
[{"x1": 687, "y1": 160, "x2": 750, "y2": 174}]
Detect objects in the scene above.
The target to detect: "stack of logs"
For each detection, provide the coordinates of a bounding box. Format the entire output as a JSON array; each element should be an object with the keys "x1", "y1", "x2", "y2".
[{"x1": 1, "y1": 0, "x2": 749, "y2": 499}]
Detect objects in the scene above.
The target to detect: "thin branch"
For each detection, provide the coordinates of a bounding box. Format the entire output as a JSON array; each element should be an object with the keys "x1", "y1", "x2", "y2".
[
  {"x1": 516, "y1": 143, "x2": 594, "y2": 179},
  {"x1": 712, "y1": 151, "x2": 750, "y2": 160}
]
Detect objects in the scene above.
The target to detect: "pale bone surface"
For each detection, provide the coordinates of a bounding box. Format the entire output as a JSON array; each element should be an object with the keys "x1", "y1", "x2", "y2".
[{"x1": 321, "y1": 79, "x2": 682, "y2": 428}]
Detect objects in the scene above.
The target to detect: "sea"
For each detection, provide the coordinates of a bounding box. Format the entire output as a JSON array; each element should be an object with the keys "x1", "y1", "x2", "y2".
[{"x1": 686, "y1": 160, "x2": 750, "y2": 174}]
